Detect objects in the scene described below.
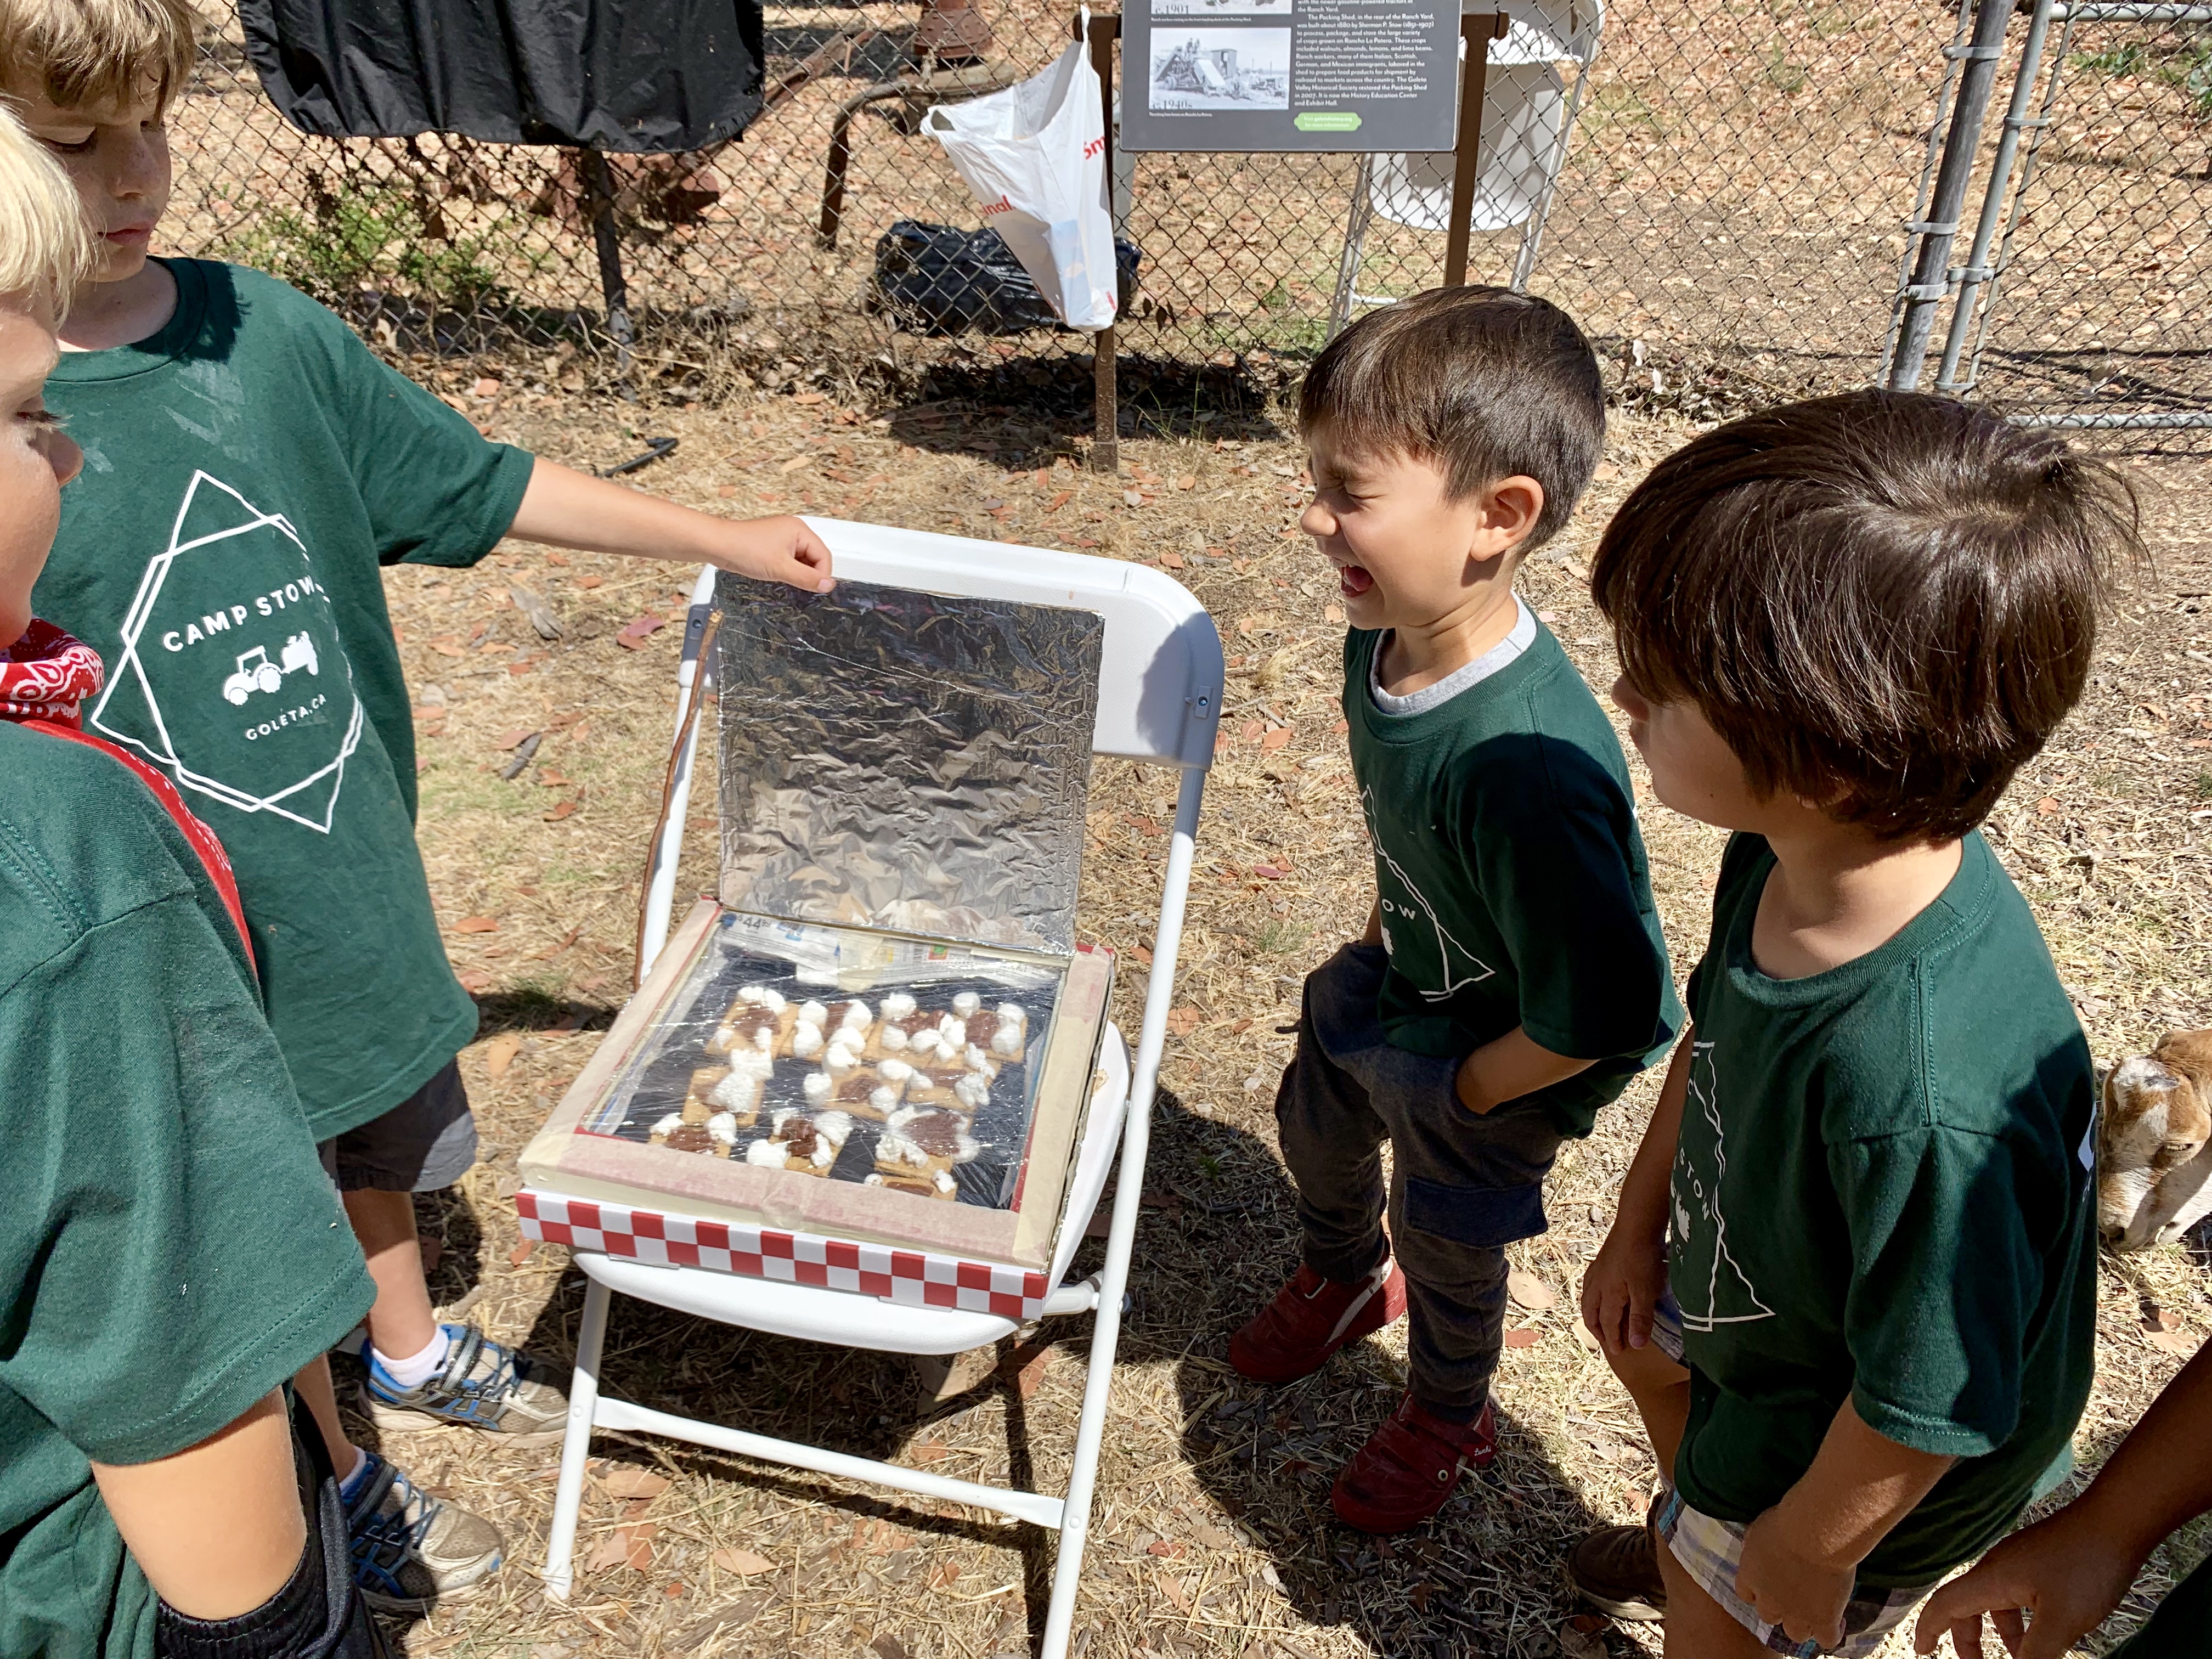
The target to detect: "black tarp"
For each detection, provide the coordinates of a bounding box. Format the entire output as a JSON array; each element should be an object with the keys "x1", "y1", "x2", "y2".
[{"x1": 238, "y1": 0, "x2": 765, "y2": 151}]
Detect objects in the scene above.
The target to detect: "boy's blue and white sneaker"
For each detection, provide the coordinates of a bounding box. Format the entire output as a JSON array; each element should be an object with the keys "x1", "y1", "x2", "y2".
[
  {"x1": 360, "y1": 1322, "x2": 569, "y2": 1446},
  {"x1": 343, "y1": 1451, "x2": 504, "y2": 1613}
]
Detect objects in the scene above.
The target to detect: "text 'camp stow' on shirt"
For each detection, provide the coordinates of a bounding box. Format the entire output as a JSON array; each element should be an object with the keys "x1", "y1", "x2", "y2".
[
  {"x1": 37, "y1": 259, "x2": 536, "y2": 1139},
  {"x1": 1341, "y1": 621, "x2": 1680, "y2": 1137},
  {"x1": 1669, "y1": 831, "x2": 2098, "y2": 1588}
]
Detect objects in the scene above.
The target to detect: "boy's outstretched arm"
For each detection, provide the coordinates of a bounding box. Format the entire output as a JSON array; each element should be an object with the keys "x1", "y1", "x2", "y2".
[
  {"x1": 507, "y1": 459, "x2": 835, "y2": 593},
  {"x1": 1913, "y1": 1334, "x2": 2212, "y2": 1659},
  {"x1": 89, "y1": 1389, "x2": 306, "y2": 1619},
  {"x1": 1736, "y1": 1402, "x2": 1956, "y2": 1650}
]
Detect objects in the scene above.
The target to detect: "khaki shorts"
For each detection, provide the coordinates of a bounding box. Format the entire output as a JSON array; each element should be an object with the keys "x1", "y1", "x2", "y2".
[{"x1": 317, "y1": 1058, "x2": 477, "y2": 1193}]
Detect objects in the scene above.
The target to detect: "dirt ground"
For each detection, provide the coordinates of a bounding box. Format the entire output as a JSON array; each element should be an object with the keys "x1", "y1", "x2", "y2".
[{"x1": 358, "y1": 366, "x2": 2211, "y2": 1659}]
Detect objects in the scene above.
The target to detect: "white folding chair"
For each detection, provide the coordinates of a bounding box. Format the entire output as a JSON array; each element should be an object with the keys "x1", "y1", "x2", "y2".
[
  {"x1": 1327, "y1": 0, "x2": 1604, "y2": 337},
  {"x1": 540, "y1": 522, "x2": 1222, "y2": 1659}
]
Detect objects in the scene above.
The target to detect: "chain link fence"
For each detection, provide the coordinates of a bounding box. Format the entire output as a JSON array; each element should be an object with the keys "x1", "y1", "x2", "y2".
[{"x1": 166, "y1": 0, "x2": 2207, "y2": 433}]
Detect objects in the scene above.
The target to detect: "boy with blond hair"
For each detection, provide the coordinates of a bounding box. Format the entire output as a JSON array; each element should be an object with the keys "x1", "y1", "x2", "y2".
[
  {"x1": 5, "y1": 0, "x2": 836, "y2": 1606},
  {"x1": 1228, "y1": 287, "x2": 1680, "y2": 1533},
  {"x1": 1570, "y1": 391, "x2": 2132, "y2": 1656},
  {"x1": 0, "y1": 103, "x2": 386, "y2": 1659}
]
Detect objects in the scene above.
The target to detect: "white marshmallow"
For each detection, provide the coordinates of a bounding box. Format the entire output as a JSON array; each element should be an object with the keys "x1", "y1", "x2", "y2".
[
  {"x1": 870, "y1": 1085, "x2": 900, "y2": 1115},
  {"x1": 710, "y1": 1071, "x2": 758, "y2": 1111},
  {"x1": 728, "y1": 1047, "x2": 775, "y2": 1080},
  {"x1": 706, "y1": 1111, "x2": 740, "y2": 1146},
  {"x1": 825, "y1": 1046, "x2": 859, "y2": 1077},
  {"x1": 791, "y1": 1023, "x2": 824, "y2": 1059},
  {"x1": 996, "y1": 1003, "x2": 1025, "y2": 1028},
  {"x1": 881, "y1": 1024, "x2": 909, "y2": 1052},
  {"x1": 838, "y1": 1000, "x2": 872, "y2": 1031},
  {"x1": 952, "y1": 991, "x2": 981, "y2": 1017},
  {"x1": 745, "y1": 1139, "x2": 785, "y2": 1167},
  {"x1": 798, "y1": 1000, "x2": 830, "y2": 1028},
  {"x1": 879, "y1": 1058, "x2": 913, "y2": 1084},
  {"x1": 883, "y1": 992, "x2": 917, "y2": 1019},
  {"x1": 803, "y1": 1070, "x2": 833, "y2": 1103},
  {"x1": 934, "y1": 1170, "x2": 956, "y2": 1193},
  {"x1": 991, "y1": 1023, "x2": 1023, "y2": 1058},
  {"x1": 910, "y1": 1029, "x2": 944, "y2": 1058},
  {"x1": 651, "y1": 1113, "x2": 684, "y2": 1137},
  {"x1": 954, "y1": 1073, "x2": 991, "y2": 1110},
  {"x1": 965, "y1": 1044, "x2": 996, "y2": 1076}
]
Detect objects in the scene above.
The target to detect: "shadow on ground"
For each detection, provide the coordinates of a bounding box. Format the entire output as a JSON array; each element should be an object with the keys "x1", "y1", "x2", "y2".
[{"x1": 882, "y1": 355, "x2": 1287, "y2": 465}]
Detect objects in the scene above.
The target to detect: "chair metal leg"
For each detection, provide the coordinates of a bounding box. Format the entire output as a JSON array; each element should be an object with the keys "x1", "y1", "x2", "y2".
[
  {"x1": 1039, "y1": 765, "x2": 1205, "y2": 1658},
  {"x1": 543, "y1": 1274, "x2": 614, "y2": 1599}
]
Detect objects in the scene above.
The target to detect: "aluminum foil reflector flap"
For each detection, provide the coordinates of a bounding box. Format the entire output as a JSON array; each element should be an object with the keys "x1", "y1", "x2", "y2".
[{"x1": 715, "y1": 573, "x2": 1102, "y2": 956}]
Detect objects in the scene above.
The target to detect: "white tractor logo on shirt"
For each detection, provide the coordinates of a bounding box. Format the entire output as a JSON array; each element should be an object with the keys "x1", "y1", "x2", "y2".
[{"x1": 221, "y1": 631, "x2": 320, "y2": 705}]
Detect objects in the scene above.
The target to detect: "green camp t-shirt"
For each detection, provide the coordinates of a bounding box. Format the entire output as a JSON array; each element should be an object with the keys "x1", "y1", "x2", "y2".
[
  {"x1": 1342, "y1": 624, "x2": 1680, "y2": 1137},
  {"x1": 37, "y1": 258, "x2": 535, "y2": 1139},
  {"x1": 1670, "y1": 832, "x2": 2098, "y2": 1588},
  {"x1": 0, "y1": 723, "x2": 374, "y2": 1659}
]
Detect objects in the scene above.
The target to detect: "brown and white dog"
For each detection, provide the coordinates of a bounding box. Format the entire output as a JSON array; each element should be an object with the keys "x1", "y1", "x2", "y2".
[{"x1": 2099, "y1": 1028, "x2": 2212, "y2": 1251}]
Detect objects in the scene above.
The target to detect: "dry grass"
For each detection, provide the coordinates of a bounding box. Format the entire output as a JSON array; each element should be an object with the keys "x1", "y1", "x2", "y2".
[{"x1": 363, "y1": 377, "x2": 2210, "y2": 1659}]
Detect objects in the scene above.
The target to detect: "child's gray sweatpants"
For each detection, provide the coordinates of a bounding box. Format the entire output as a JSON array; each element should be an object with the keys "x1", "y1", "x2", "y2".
[{"x1": 1275, "y1": 943, "x2": 1564, "y2": 1420}]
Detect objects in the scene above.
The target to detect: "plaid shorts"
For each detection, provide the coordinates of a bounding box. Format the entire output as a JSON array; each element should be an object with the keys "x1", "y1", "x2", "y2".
[{"x1": 1655, "y1": 1487, "x2": 1934, "y2": 1658}]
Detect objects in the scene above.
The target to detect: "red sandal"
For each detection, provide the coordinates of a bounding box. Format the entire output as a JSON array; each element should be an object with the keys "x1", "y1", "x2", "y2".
[{"x1": 1330, "y1": 1393, "x2": 1496, "y2": 1533}]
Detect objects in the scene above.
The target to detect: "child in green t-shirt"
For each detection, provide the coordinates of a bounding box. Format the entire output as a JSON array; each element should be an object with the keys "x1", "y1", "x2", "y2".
[
  {"x1": 4, "y1": 0, "x2": 834, "y2": 1606},
  {"x1": 1569, "y1": 391, "x2": 2138, "y2": 1657},
  {"x1": 1226, "y1": 286, "x2": 1681, "y2": 1534},
  {"x1": 0, "y1": 105, "x2": 383, "y2": 1659}
]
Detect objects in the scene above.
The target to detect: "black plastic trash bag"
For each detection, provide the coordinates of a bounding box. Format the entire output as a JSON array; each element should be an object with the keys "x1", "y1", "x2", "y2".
[
  {"x1": 870, "y1": 221, "x2": 1142, "y2": 336},
  {"x1": 239, "y1": 0, "x2": 764, "y2": 151}
]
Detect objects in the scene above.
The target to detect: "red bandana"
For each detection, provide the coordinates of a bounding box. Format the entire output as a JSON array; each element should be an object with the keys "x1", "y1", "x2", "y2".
[
  {"x1": 0, "y1": 618, "x2": 103, "y2": 722},
  {"x1": 1, "y1": 620, "x2": 255, "y2": 966}
]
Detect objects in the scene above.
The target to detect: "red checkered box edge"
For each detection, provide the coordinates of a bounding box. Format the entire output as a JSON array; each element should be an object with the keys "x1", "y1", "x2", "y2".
[{"x1": 516, "y1": 1189, "x2": 1050, "y2": 1321}]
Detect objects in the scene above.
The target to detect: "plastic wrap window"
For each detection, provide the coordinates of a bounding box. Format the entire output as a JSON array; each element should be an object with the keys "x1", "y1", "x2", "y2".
[{"x1": 582, "y1": 913, "x2": 1062, "y2": 1207}]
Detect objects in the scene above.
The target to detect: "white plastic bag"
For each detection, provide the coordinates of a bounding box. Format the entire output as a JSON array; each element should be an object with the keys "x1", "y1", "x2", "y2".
[{"x1": 924, "y1": 36, "x2": 1117, "y2": 330}]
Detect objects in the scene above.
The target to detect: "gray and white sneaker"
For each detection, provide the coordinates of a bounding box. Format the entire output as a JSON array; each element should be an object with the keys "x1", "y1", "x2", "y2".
[
  {"x1": 344, "y1": 1452, "x2": 504, "y2": 1613},
  {"x1": 360, "y1": 1322, "x2": 569, "y2": 1446}
]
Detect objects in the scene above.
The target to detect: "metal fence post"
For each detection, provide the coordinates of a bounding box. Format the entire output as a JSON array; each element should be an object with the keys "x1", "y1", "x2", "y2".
[
  {"x1": 577, "y1": 148, "x2": 635, "y2": 373},
  {"x1": 1935, "y1": 0, "x2": 2061, "y2": 392},
  {"x1": 1088, "y1": 10, "x2": 1121, "y2": 475},
  {"x1": 1443, "y1": 14, "x2": 1508, "y2": 287},
  {"x1": 1887, "y1": 0, "x2": 2013, "y2": 391}
]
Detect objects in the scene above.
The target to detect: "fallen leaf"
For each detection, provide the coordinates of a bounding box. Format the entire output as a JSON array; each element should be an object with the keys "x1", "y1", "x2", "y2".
[
  {"x1": 1558, "y1": 1614, "x2": 1609, "y2": 1659},
  {"x1": 456, "y1": 969, "x2": 492, "y2": 992},
  {"x1": 616, "y1": 613, "x2": 669, "y2": 650},
  {"x1": 1146, "y1": 1539, "x2": 1188, "y2": 1559},
  {"x1": 588, "y1": 1521, "x2": 657, "y2": 1572},
  {"x1": 599, "y1": 1466, "x2": 672, "y2": 1501},
  {"x1": 928, "y1": 1561, "x2": 962, "y2": 1588},
  {"x1": 793, "y1": 391, "x2": 827, "y2": 405},
  {"x1": 507, "y1": 1239, "x2": 535, "y2": 1266},
  {"x1": 497, "y1": 728, "x2": 534, "y2": 750},
  {"x1": 1255, "y1": 865, "x2": 1287, "y2": 880},
  {"x1": 429, "y1": 639, "x2": 466, "y2": 658},
  {"x1": 1158, "y1": 550, "x2": 1186, "y2": 569},
  {"x1": 471, "y1": 376, "x2": 501, "y2": 397},
  {"x1": 1323, "y1": 603, "x2": 1345, "y2": 623},
  {"x1": 1331, "y1": 718, "x2": 1350, "y2": 735},
  {"x1": 1155, "y1": 1571, "x2": 1191, "y2": 1613},
  {"x1": 455, "y1": 916, "x2": 499, "y2": 934},
  {"x1": 482, "y1": 1031, "x2": 524, "y2": 1078},
  {"x1": 509, "y1": 584, "x2": 564, "y2": 640},
  {"x1": 1409, "y1": 1582, "x2": 1438, "y2": 1613},
  {"x1": 538, "y1": 772, "x2": 574, "y2": 788},
  {"x1": 1240, "y1": 719, "x2": 1264, "y2": 742},
  {"x1": 1593, "y1": 462, "x2": 1621, "y2": 481},
  {"x1": 716, "y1": 483, "x2": 737, "y2": 498},
  {"x1": 544, "y1": 800, "x2": 580, "y2": 822},
  {"x1": 1165, "y1": 1006, "x2": 1200, "y2": 1036},
  {"x1": 712, "y1": 1547, "x2": 778, "y2": 1577},
  {"x1": 1503, "y1": 1328, "x2": 1542, "y2": 1348},
  {"x1": 1176, "y1": 474, "x2": 1196, "y2": 490},
  {"x1": 2146, "y1": 1306, "x2": 2181, "y2": 1331},
  {"x1": 1506, "y1": 1269, "x2": 1558, "y2": 1311},
  {"x1": 1262, "y1": 727, "x2": 1294, "y2": 750},
  {"x1": 1537, "y1": 608, "x2": 1559, "y2": 623},
  {"x1": 577, "y1": 574, "x2": 605, "y2": 589},
  {"x1": 778, "y1": 455, "x2": 811, "y2": 473},
  {"x1": 2037, "y1": 797, "x2": 2062, "y2": 815},
  {"x1": 2147, "y1": 1325, "x2": 2199, "y2": 1358},
  {"x1": 910, "y1": 1437, "x2": 949, "y2": 1464},
  {"x1": 1007, "y1": 1346, "x2": 1054, "y2": 1401},
  {"x1": 856, "y1": 1519, "x2": 912, "y2": 1554},
  {"x1": 869, "y1": 1635, "x2": 909, "y2": 1659}
]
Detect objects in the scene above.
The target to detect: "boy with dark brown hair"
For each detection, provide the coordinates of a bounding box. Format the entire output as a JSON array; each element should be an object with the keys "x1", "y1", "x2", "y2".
[
  {"x1": 1228, "y1": 286, "x2": 1680, "y2": 1533},
  {"x1": 1571, "y1": 390, "x2": 2136, "y2": 1657}
]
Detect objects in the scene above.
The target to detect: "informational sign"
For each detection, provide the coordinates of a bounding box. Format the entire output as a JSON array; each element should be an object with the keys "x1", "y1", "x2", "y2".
[{"x1": 1120, "y1": 0, "x2": 1460, "y2": 153}]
